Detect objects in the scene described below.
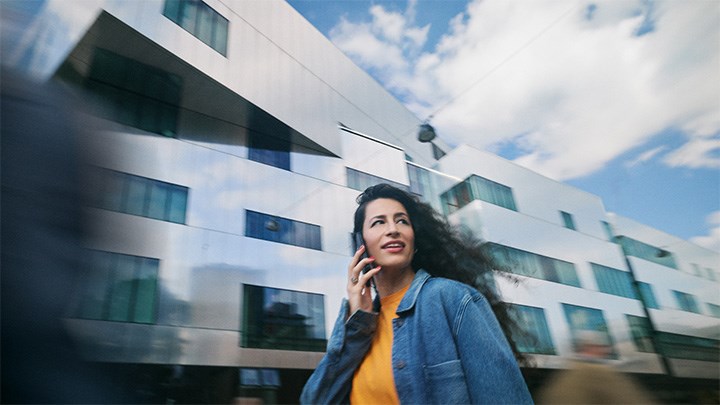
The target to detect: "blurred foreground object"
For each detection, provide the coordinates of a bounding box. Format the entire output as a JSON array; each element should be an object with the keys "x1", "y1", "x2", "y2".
[
  {"x1": 0, "y1": 69, "x2": 132, "y2": 403},
  {"x1": 536, "y1": 330, "x2": 655, "y2": 404}
]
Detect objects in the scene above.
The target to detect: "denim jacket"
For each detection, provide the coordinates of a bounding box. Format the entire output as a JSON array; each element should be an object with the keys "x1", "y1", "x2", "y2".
[{"x1": 301, "y1": 270, "x2": 533, "y2": 404}]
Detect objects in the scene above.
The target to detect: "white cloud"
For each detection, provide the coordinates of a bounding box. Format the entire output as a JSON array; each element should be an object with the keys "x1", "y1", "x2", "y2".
[
  {"x1": 663, "y1": 136, "x2": 720, "y2": 169},
  {"x1": 690, "y1": 211, "x2": 720, "y2": 252},
  {"x1": 625, "y1": 146, "x2": 667, "y2": 168},
  {"x1": 328, "y1": 0, "x2": 720, "y2": 181}
]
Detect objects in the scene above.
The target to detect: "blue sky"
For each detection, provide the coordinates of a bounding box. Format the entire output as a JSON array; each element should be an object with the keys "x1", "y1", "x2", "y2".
[{"x1": 288, "y1": 0, "x2": 719, "y2": 251}]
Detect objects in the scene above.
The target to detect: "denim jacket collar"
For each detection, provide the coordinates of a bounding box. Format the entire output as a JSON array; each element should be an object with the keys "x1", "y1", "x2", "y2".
[{"x1": 396, "y1": 269, "x2": 431, "y2": 314}]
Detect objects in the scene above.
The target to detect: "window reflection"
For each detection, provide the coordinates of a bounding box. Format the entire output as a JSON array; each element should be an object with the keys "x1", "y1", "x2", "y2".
[
  {"x1": 346, "y1": 167, "x2": 408, "y2": 193},
  {"x1": 86, "y1": 48, "x2": 182, "y2": 137},
  {"x1": 245, "y1": 210, "x2": 322, "y2": 250},
  {"x1": 162, "y1": 0, "x2": 229, "y2": 55},
  {"x1": 76, "y1": 250, "x2": 159, "y2": 324},
  {"x1": 562, "y1": 303, "x2": 617, "y2": 358},
  {"x1": 242, "y1": 285, "x2": 326, "y2": 352},
  {"x1": 509, "y1": 304, "x2": 556, "y2": 355},
  {"x1": 88, "y1": 168, "x2": 189, "y2": 224},
  {"x1": 440, "y1": 174, "x2": 517, "y2": 215},
  {"x1": 489, "y1": 243, "x2": 581, "y2": 287}
]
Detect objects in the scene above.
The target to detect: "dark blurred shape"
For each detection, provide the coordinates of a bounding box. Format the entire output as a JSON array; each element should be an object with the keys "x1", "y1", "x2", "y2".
[
  {"x1": 536, "y1": 331, "x2": 656, "y2": 404},
  {"x1": 0, "y1": 68, "x2": 133, "y2": 403},
  {"x1": 417, "y1": 122, "x2": 436, "y2": 143}
]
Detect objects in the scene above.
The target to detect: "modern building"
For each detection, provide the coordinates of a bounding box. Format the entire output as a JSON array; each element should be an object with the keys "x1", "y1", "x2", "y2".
[{"x1": 4, "y1": 0, "x2": 718, "y2": 402}]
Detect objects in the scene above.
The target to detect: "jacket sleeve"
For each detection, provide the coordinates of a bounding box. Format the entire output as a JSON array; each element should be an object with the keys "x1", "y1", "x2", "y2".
[
  {"x1": 300, "y1": 299, "x2": 377, "y2": 404},
  {"x1": 455, "y1": 294, "x2": 534, "y2": 404}
]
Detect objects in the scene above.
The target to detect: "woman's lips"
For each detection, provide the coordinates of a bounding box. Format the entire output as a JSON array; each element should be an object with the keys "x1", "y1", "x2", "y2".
[{"x1": 382, "y1": 241, "x2": 405, "y2": 253}]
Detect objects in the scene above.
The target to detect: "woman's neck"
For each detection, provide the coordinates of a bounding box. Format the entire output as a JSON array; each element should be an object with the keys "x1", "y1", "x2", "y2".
[{"x1": 374, "y1": 266, "x2": 414, "y2": 298}]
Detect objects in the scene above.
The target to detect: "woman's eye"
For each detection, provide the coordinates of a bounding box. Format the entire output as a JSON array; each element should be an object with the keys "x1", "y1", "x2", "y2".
[
  {"x1": 371, "y1": 220, "x2": 384, "y2": 227},
  {"x1": 398, "y1": 218, "x2": 409, "y2": 225}
]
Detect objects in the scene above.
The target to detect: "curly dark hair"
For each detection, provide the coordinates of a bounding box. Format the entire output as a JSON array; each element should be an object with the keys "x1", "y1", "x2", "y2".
[{"x1": 353, "y1": 183, "x2": 529, "y2": 366}]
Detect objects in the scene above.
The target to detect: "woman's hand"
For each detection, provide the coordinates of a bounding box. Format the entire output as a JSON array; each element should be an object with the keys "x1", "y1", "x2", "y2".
[{"x1": 347, "y1": 245, "x2": 381, "y2": 314}]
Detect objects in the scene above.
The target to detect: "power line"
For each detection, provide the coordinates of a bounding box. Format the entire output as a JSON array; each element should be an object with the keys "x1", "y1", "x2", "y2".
[{"x1": 426, "y1": 3, "x2": 579, "y2": 122}]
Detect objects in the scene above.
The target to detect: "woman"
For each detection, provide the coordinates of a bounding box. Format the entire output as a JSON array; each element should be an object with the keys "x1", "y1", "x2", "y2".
[{"x1": 301, "y1": 184, "x2": 533, "y2": 404}]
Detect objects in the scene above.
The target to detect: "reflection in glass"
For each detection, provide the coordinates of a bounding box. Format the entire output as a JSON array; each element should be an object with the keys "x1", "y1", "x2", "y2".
[
  {"x1": 509, "y1": 304, "x2": 556, "y2": 355},
  {"x1": 347, "y1": 167, "x2": 408, "y2": 192},
  {"x1": 440, "y1": 174, "x2": 517, "y2": 215},
  {"x1": 86, "y1": 48, "x2": 182, "y2": 136},
  {"x1": 613, "y1": 236, "x2": 678, "y2": 269},
  {"x1": 626, "y1": 315, "x2": 655, "y2": 353},
  {"x1": 245, "y1": 210, "x2": 322, "y2": 250},
  {"x1": 672, "y1": 290, "x2": 701, "y2": 314},
  {"x1": 162, "y1": 0, "x2": 229, "y2": 55},
  {"x1": 76, "y1": 250, "x2": 159, "y2": 324},
  {"x1": 242, "y1": 284, "x2": 326, "y2": 352},
  {"x1": 561, "y1": 303, "x2": 616, "y2": 358},
  {"x1": 489, "y1": 243, "x2": 581, "y2": 287},
  {"x1": 89, "y1": 168, "x2": 189, "y2": 224},
  {"x1": 591, "y1": 263, "x2": 638, "y2": 299}
]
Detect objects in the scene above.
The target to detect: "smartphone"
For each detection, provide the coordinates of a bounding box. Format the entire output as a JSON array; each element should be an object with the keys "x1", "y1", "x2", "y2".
[{"x1": 353, "y1": 232, "x2": 373, "y2": 287}]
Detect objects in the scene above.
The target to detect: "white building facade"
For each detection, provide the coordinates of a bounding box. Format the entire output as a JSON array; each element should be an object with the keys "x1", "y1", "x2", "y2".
[{"x1": 5, "y1": 0, "x2": 718, "y2": 402}]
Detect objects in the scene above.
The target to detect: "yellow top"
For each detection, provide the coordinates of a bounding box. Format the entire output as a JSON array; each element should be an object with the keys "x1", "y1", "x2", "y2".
[{"x1": 350, "y1": 283, "x2": 411, "y2": 405}]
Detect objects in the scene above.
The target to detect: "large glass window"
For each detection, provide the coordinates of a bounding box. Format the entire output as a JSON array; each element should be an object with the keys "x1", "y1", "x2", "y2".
[
  {"x1": 613, "y1": 236, "x2": 678, "y2": 269},
  {"x1": 626, "y1": 315, "x2": 655, "y2": 353},
  {"x1": 489, "y1": 243, "x2": 581, "y2": 287},
  {"x1": 707, "y1": 303, "x2": 720, "y2": 318},
  {"x1": 242, "y1": 284, "x2": 326, "y2": 352},
  {"x1": 245, "y1": 210, "x2": 322, "y2": 250},
  {"x1": 560, "y1": 211, "x2": 576, "y2": 230},
  {"x1": 163, "y1": 0, "x2": 229, "y2": 55},
  {"x1": 656, "y1": 332, "x2": 719, "y2": 361},
  {"x1": 562, "y1": 303, "x2": 616, "y2": 358},
  {"x1": 591, "y1": 263, "x2": 638, "y2": 299},
  {"x1": 249, "y1": 132, "x2": 291, "y2": 171},
  {"x1": 76, "y1": 250, "x2": 159, "y2": 324},
  {"x1": 637, "y1": 282, "x2": 659, "y2": 309},
  {"x1": 672, "y1": 290, "x2": 701, "y2": 314},
  {"x1": 89, "y1": 168, "x2": 189, "y2": 224},
  {"x1": 440, "y1": 175, "x2": 517, "y2": 215},
  {"x1": 346, "y1": 167, "x2": 409, "y2": 193},
  {"x1": 509, "y1": 304, "x2": 556, "y2": 354},
  {"x1": 86, "y1": 48, "x2": 182, "y2": 137},
  {"x1": 407, "y1": 163, "x2": 431, "y2": 198}
]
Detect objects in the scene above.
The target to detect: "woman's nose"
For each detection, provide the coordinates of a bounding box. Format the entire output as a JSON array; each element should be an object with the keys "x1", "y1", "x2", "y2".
[{"x1": 386, "y1": 223, "x2": 399, "y2": 235}]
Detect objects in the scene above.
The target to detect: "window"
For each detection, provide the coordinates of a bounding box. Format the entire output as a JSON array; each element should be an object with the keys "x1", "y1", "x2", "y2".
[
  {"x1": 346, "y1": 167, "x2": 409, "y2": 193},
  {"x1": 705, "y1": 268, "x2": 717, "y2": 281},
  {"x1": 612, "y1": 236, "x2": 678, "y2": 269},
  {"x1": 562, "y1": 303, "x2": 616, "y2": 358},
  {"x1": 89, "y1": 168, "x2": 189, "y2": 224},
  {"x1": 637, "y1": 282, "x2": 659, "y2": 309},
  {"x1": 489, "y1": 243, "x2": 581, "y2": 287},
  {"x1": 407, "y1": 163, "x2": 431, "y2": 198},
  {"x1": 509, "y1": 304, "x2": 556, "y2": 354},
  {"x1": 656, "y1": 332, "x2": 719, "y2": 361},
  {"x1": 706, "y1": 303, "x2": 720, "y2": 318},
  {"x1": 591, "y1": 263, "x2": 638, "y2": 299},
  {"x1": 626, "y1": 315, "x2": 655, "y2": 353},
  {"x1": 245, "y1": 210, "x2": 322, "y2": 250},
  {"x1": 86, "y1": 48, "x2": 182, "y2": 137},
  {"x1": 432, "y1": 143, "x2": 446, "y2": 160},
  {"x1": 76, "y1": 250, "x2": 159, "y2": 324},
  {"x1": 672, "y1": 290, "x2": 701, "y2": 314},
  {"x1": 163, "y1": 0, "x2": 229, "y2": 55},
  {"x1": 242, "y1": 284, "x2": 326, "y2": 351},
  {"x1": 249, "y1": 132, "x2": 291, "y2": 170},
  {"x1": 560, "y1": 211, "x2": 576, "y2": 230},
  {"x1": 440, "y1": 175, "x2": 517, "y2": 215}
]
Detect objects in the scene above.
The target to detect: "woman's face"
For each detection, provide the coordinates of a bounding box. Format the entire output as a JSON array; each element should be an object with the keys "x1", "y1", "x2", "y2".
[{"x1": 362, "y1": 198, "x2": 415, "y2": 272}]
